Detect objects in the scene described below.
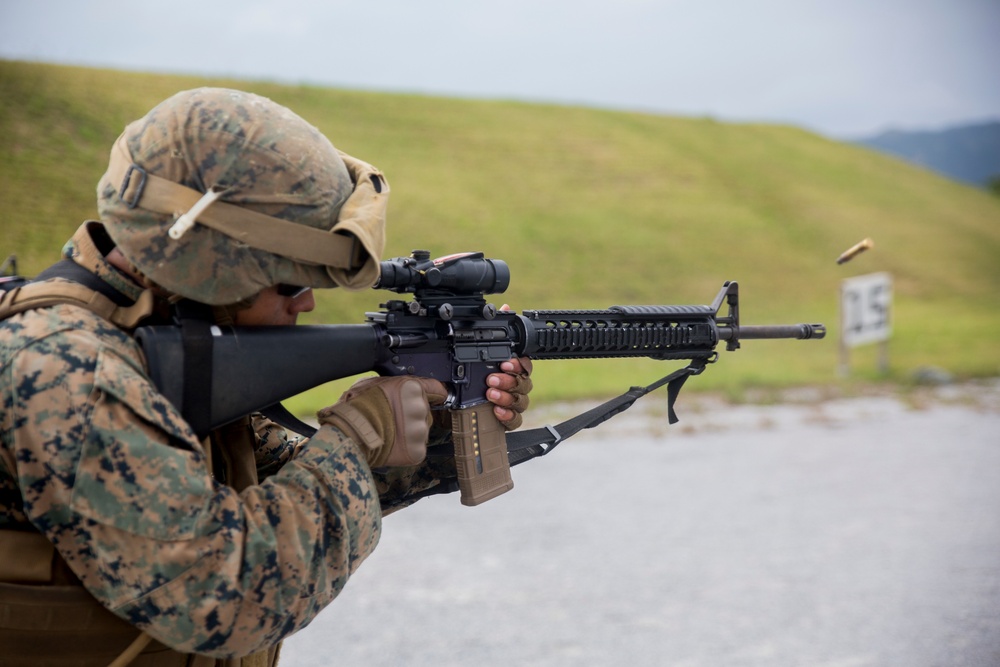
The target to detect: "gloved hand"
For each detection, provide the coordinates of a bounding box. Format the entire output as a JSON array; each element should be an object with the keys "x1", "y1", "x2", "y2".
[{"x1": 317, "y1": 376, "x2": 449, "y2": 468}]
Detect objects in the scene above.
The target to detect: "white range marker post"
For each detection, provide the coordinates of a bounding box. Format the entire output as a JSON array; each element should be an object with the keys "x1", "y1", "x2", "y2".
[{"x1": 840, "y1": 271, "x2": 892, "y2": 376}]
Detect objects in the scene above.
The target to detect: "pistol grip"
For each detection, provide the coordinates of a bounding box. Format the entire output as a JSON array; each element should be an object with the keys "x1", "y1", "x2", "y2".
[{"x1": 452, "y1": 402, "x2": 514, "y2": 506}]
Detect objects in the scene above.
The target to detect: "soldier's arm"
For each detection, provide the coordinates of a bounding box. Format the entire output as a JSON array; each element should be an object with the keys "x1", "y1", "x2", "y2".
[
  {"x1": 251, "y1": 413, "x2": 456, "y2": 513},
  {"x1": 251, "y1": 415, "x2": 305, "y2": 480},
  {"x1": 7, "y1": 308, "x2": 382, "y2": 658}
]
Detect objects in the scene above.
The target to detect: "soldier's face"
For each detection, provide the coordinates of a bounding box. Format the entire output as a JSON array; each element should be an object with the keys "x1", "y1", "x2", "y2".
[{"x1": 233, "y1": 285, "x2": 315, "y2": 326}]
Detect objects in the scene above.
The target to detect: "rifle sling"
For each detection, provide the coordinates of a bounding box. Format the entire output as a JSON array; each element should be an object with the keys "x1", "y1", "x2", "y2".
[
  {"x1": 385, "y1": 359, "x2": 709, "y2": 508},
  {"x1": 505, "y1": 359, "x2": 707, "y2": 466}
]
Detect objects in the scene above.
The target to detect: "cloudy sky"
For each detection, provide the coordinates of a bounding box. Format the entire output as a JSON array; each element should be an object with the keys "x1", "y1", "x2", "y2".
[{"x1": 1, "y1": 0, "x2": 998, "y2": 138}]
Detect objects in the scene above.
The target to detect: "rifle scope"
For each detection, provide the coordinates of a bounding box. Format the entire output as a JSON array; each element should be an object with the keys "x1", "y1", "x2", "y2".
[{"x1": 376, "y1": 250, "x2": 511, "y2": 296}]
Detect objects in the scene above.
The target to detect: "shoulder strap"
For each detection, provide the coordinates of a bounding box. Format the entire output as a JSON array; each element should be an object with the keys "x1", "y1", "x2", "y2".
[
  {"x1": 0, "y1": 260, "x2": 154, "y2": 329},
  {"x1": 34, "y1": 259, "x2": 132, "y2": 305}
]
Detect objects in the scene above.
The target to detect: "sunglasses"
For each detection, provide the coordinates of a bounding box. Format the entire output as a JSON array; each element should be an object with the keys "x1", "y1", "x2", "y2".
[{"x1": 276, "y1": 284, "x2": 312, "y2": 299}]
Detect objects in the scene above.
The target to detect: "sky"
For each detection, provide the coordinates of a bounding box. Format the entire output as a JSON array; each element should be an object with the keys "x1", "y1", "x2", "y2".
[{"x1": 1, "y1": 0, "x2": 998, "y2": 138}]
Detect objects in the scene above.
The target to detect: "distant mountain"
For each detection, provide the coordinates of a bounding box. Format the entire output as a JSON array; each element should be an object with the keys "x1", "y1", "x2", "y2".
[{"x1": 852, "y1": 120, "x2": 1000, "y2": 187}]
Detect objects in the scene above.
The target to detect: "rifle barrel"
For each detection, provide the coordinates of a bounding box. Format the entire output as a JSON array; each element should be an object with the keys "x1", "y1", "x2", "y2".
[{"x1": 718, "y1": 323, "x2": 827, "y2": 340}]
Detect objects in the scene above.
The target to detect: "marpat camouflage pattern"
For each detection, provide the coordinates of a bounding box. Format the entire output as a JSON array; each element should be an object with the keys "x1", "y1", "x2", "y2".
[
  {"x1": 96, "y1": 88, "x2": 386, "y2": 305},
  {"x1": 0, "y1": 225, "x2": 384, "y2": 657}
]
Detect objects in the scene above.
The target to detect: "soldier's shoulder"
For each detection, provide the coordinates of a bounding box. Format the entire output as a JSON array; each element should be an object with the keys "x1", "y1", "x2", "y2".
[{"x1": 0, "y1": 302, "x2": 142, "y2": 370}]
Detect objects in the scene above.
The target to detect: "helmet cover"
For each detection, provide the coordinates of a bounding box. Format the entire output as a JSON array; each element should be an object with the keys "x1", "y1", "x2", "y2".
[{"x1": 97, "y1": 87, "x2": 386, "y2": 304}]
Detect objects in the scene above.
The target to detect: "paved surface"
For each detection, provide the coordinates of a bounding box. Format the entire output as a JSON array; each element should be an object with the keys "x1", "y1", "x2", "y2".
[{"x1": 283, "y1": 381, "x2": 1000, "y2": 667}]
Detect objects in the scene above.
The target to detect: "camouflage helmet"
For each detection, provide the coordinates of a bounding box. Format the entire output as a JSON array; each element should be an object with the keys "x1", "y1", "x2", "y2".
[{"x1": 96, "y1": 88, "x2": 387, "y2": 305}]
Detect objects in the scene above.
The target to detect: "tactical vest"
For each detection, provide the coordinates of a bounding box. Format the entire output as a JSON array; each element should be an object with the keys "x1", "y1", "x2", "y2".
[{"x1": 0, "y1": 269, "x2": 278, "y2": 667}]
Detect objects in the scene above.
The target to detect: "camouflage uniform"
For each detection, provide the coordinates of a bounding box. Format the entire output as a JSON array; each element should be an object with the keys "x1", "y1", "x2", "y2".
[
  {"x1": 0, "y1": 89, "x2": 458, "y2": 665},
  {"x1": 0, "y1": 223, "x2": 386, "y2": 662}
]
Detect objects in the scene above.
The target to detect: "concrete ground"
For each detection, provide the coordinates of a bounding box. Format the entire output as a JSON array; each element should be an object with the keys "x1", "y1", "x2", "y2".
[{"x1": 283, "y1": 380, "x2": 1000, "y2": 667}]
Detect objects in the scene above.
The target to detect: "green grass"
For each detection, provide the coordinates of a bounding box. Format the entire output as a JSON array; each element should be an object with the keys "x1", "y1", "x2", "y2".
[{"x1": 2, "y1": 60, "x2": 999, "y2": 417}]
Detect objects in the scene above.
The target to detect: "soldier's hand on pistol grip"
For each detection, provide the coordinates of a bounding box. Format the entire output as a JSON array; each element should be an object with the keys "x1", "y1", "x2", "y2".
[
  {"x1": 487, "y1": 357, "x2": 533, "y2": 431},
  {"x1": 317, "y1": 376, "x2": 449, "y2": 468}
]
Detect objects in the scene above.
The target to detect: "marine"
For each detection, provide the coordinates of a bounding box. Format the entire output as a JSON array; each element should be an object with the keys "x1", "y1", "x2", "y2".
[{"x1": 0, "y1": 88, "x2": 532, "y2": 666}]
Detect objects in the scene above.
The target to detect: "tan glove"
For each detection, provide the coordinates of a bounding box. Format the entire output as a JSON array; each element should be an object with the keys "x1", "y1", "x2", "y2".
[{"x1": 317, "y1": 376, "x2": 449, "y2": 468}]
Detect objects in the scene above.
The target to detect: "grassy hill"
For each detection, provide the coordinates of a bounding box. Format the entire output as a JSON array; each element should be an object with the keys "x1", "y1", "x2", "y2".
[{"x1": 2, "y1": 60, "x2": 999, "y2": 412}]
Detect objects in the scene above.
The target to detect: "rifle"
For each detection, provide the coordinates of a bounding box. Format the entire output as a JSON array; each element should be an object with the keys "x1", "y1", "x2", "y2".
[
  {"x1": 135, "y1": 250, "x2": 826, "y2": 506},
  {"x1": 0, "y1": 255, "x2": 28, "y2": 291}
]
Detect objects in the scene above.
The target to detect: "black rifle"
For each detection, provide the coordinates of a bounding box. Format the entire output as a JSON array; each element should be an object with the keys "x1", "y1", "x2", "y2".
[{"x1": 135, "y1": 250, "x2": 825, "y2": 506}]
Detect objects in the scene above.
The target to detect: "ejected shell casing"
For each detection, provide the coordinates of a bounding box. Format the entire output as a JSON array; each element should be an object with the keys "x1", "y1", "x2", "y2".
[{"x1": 836, "y1": 238, "x2": 874, "y2": 264}]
